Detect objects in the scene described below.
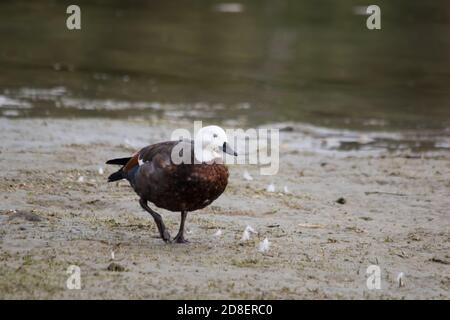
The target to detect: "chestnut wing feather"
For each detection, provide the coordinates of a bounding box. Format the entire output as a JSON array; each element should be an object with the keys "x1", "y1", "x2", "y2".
[{"x1": 123, "y1": 141, "x2": 186, "y2": 173}]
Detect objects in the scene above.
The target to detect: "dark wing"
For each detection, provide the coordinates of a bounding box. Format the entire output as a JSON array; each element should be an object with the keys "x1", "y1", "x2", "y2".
[
  {"x1": 122, "y1": 152, "x2": 139, "y2": 172},
  {"x1": 107, "y1": 141, "x2": 190, "y2": 183},
  {"x1": 138, "y1": 141, "x2": 177, "y2": 164},
  {"x1": 123, "y1": 140, "x2": 193, "y2": 173}
]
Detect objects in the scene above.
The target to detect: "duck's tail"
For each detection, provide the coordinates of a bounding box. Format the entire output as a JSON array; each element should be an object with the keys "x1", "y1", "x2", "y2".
[
  {"x1": 106, "y1": 157, "x2": 131, "y2": 166},
  {"x1": 107, "y1": 169, "x2": 124, "y2": 182},
  {"x1": 106, "y1": 157, "x2": 131, "y2": 182}
]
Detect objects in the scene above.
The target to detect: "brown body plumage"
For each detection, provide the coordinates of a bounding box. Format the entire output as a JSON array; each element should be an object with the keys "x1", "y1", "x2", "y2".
[
  {"x1": 133, "y1": 141, "x2": 229, "y2": 211},
  {"x1": 106, "y1": 139, "x2": 231, "y2": 243}
]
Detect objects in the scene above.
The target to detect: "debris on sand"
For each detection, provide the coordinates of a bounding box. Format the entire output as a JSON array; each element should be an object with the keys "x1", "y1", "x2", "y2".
[
  {"x1": 336, "y1": 197, "x2": 346, "y2": 204},
  {"x1": 345, "y1": 226, "x2": 365, "y2": 234},
  {"x1": 241, "y1": 225, "x2": 257, "y2": 241},
  {"x1": 407, "y1": 233, "x2": 421, "y2": 241},
  {"x1": 283, "y1": 186, "x2": 290, "y2": 194},
  {"x1": 267, "y1": 223, "x2": 280, "y2": 228},
  {"x1": 266, "y1": 183, "x2": 275, "y2": 193},
  {"x1": 243, "y1": 170, "x2": 253, "y2": 181},
  {"x1": 258, "y1": 238, "x2": 270, "y2": 253},
  {"x1": 107, "y1": 262, "x2": 125, "y2": 272},
  {"x1": 8, "y1": 210, "x2": 42, "y2": 222},
  {"x1": 395, "y1": 250, "x2": 409, "y2": 259},
  {"x1": 111, "y1": 251, "x2": 115, "y2": 260},
  {"x1": 77, "y1": 176, "x2": 85, "y2": 183},
  {"x1": 98, "y1": 167, "x2": 104, "y2": 175},
  {"x1": 397, "y1": 272, "x2": 405, "y2": 287},
  {"x1": 365, "y1": 191, "x2": 406, "y2": 197},
  {"x1": 429, "y1": 257, "x2": 450, "y2": 265},
  {"x1": 298, "y1": 223, "x2": 324, "y2": 229},
  {"x1": 213, "y1": 229, "x2": 222, "y2": 237}
]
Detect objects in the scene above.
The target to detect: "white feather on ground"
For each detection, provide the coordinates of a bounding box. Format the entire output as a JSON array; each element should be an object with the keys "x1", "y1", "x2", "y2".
[
  {"x1": 266, "y1": 183, "x2": 275, "y2": 192},
  {"x1": 243, "y1": 170, "x2": 253, "y2": 181},
  {"x1": 213, "y1": 229, "x2": 222, "y2": 237},
  {"x1": 283, "y1": 186, "x2": 289, "y2": 194},
  {"x1": 98, "y1": 167, "x2": 104, "y2": 175},
  {"x1": 397, "y1": 272, "x2": 405, "y2": 287},
  {"x1": 241, "y1": 225, "x2": 257, "y2": 241},
  {"x1": 77, "y1": 176, "x2": 84, "y2": 183},
  {"x1": 258, "y1": 238, "x2": 270, "y2": 253},
  {"x1": 111, "y1": 251, "x2": 115, "y2": 260}
]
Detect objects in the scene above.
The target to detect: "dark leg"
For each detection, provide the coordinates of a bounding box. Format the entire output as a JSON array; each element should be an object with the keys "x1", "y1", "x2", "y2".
[
  {"x1": 173, "y1": 211, "x2": 188, "y2": 243},
  {"x1": 139, "y1": 198, "x2": 171, "y2": 243}
]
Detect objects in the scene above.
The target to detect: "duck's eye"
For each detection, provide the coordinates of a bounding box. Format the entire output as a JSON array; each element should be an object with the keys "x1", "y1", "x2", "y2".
[{"x1": 213, "y1": 134, "x2": 218, "y2": 138}]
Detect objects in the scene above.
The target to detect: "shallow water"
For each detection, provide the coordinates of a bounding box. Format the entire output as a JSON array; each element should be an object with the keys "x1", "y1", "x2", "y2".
[{"x1": 1, "y1": 0, "x2": 450, "y2": 152}]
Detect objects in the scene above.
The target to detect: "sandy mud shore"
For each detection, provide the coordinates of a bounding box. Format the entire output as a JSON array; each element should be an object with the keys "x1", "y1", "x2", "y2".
[{"x1": 0, "y1": 118, "x2": 449, "y2": 299}]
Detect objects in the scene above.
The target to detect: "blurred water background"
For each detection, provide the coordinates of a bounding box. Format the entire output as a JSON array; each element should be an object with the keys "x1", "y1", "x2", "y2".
[{"x1": 1, "y1": 0, "x2": 449, "y2": 153}]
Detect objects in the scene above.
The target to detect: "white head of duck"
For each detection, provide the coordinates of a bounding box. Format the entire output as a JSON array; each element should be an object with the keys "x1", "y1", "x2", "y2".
[{"x1": 194, "y1": 125, "x2": 237, "y2": 163}]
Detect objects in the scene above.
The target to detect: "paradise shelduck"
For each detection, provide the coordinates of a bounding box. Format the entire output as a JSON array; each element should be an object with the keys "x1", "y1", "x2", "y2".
[{"x1": 106, "y1": 125, "x2": 237, "y2": 243}]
